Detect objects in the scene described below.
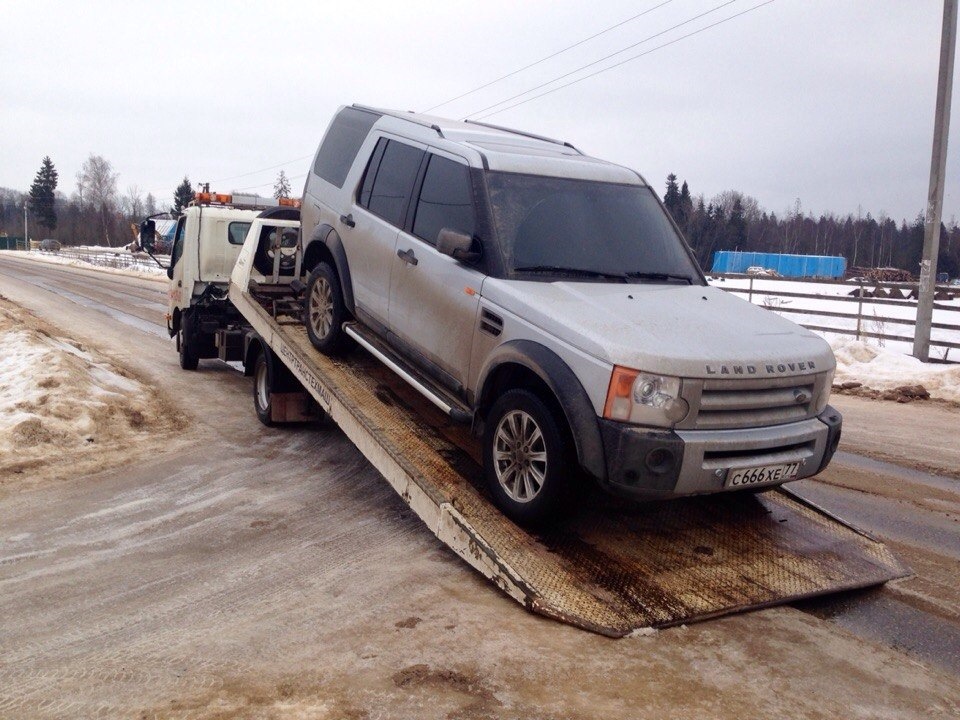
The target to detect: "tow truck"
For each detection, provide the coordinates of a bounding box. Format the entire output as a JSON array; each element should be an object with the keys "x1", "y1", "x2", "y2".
[{"x1": 142, "y1": 196, "x2": 906, "y2": 637}]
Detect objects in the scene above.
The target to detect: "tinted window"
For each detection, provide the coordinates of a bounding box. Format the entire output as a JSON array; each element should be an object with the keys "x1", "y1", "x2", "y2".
[
  {"x1": 312, "y1": 107, "x2": 380, "y2": 188},
  {"x1": 486, "y1": 174, "x2": 700, "y2": 281},
  {"x1": 366, "y1": 140, "x2": 424, "y2": 228},
  {"x1": 358, "y1": 138, "x2": 388, "y2": 208},
  {"x1": 228, "y1": 221, "x2": 251, "y2": 245},
  {"x1": 413, "y1": 155, "x2": 475, "y2": 245}
]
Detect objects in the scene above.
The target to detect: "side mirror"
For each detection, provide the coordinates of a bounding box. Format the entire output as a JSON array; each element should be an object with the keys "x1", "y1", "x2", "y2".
[
  {"x1": 436, "y1": 228, "x2": 480, "y2": 263},
  {"x1": 139, "y1": 219, "x2": 156, "y2": 253}
]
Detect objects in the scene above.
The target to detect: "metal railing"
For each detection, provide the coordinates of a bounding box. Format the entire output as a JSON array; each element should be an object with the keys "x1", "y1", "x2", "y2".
[
  {"x1": 713, "y1": 274, "x2": 960, "y2": 358},
  {"x1": 34, "y1": 248, "x2": 169, "y2": 274}
]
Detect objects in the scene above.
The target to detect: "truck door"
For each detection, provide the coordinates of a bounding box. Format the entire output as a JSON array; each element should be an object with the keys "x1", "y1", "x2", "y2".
[
  {"x1": 388, "y1": 152, "x2": 482, "y2": 392},
  {"x1": 349, "y1": 137, "x2": 425, "y2": 327}
]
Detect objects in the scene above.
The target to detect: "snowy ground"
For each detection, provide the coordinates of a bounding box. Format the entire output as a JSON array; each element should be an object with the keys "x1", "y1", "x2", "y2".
[
  {"x1": 709, "y1": 275, "x2": 960, "y2": 401},
  {"x1": 0, "y1": 297, "x2": 182, "y2": 486},
  {"x1": 0, "y1": 248, "x2": 167, "y2": 280}
]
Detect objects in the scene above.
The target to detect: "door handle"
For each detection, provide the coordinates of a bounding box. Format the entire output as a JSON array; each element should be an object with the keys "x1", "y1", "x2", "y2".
[
  {"x1": 339, "y1": 213, "x2": 355, "y2": 228},
  {"x1": 397, "y1": 248, "x2": 418, "y2": 266}
]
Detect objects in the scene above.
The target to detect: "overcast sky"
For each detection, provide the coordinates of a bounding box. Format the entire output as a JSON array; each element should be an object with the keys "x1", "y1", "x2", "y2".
[{"x1": 2, "y1": 0, "x2": 958, "y2": 221}]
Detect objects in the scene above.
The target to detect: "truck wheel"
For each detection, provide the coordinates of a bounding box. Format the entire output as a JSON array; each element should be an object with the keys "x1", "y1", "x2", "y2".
[
  {"x1": 304, "y1": 262, "x2": 354, "y2": 355},
  {"x1": 178, "y1": 313, "x2": 199, "y2": 371},
  {"x1": 253, "y1": 352, "x2": 274, "y2": 426},
  {"x1": 483, "y1": 389, "x2": 571, "y2": 526}
]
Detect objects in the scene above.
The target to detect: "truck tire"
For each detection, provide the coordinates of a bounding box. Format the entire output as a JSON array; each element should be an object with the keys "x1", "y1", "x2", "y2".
[
  {"x1": 253, "y1": 352, "x2": 274, "y2": 426},
  {"x1": 178, "y1": 312, "x2": 199, "y2": 371},
  {"x1": 304, "y1": 261, "x2": 355, "y2": 355},
  {"x1": 483, "y1": 389, "x2": 572, "y2": 526}
]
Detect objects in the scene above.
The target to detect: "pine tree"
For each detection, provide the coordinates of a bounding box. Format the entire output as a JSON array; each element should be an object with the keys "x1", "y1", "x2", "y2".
[
  {"x1": 173, "y1": 177, "x2": 193, "y2": 214},
  {"x1": 678, "y1": 181, "x2": 693, "y2": 229},
  {"x1": 29, "y1": 156, "x2": 59, "y2": 232},
  {"x1": 273, "y1": 170, "x2": 292, "y2": 199},
  {"x1": 663, "y1": 174, "x2": 682, "y2": 223}
]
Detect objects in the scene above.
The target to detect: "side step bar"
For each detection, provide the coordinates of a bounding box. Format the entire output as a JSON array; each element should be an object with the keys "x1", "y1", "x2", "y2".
[{"x1": 343, "y1": 323, "x2": 473, "y2": 424}]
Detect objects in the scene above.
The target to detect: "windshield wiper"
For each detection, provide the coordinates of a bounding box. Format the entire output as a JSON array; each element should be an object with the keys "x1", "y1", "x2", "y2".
[
  {"x1": 514, "y1": 265, "x2": 628, "y2": 281},
  {"x1": 624, "y1": 271, "x2": 693, "y2": 284}
]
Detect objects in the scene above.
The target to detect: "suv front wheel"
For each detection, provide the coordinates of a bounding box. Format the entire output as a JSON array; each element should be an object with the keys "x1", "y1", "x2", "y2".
[
  {"x1": 483, "y1": 389, "x2": 572, "y2": 526},
  {"x1": 304, "y1": 261, "x2": 354, "y2": 355}
]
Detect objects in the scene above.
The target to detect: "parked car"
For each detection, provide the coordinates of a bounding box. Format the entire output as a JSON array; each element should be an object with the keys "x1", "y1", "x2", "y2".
[
  {"x1": 39, "y1": 238, "x2": 61, "y2": 252},
  {"x1": 298, "y1": 105, "x2": 841, "y2": 524}
]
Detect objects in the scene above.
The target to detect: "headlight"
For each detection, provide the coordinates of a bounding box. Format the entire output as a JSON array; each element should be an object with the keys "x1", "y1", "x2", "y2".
[{"x1": 603, "y1": 366, "x2": 689, "y2": 427}]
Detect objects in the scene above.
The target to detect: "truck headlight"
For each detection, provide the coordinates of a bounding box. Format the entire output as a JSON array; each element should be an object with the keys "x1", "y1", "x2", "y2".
[{"x1": 603, "y1": 367, "x2": 689, "y2": 428}]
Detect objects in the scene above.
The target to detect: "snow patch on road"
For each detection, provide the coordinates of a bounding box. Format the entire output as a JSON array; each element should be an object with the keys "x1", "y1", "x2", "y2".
[
  {"x1": 0, "y1": 298, "x2": 182, "y2": 485},
  {"x1": 831, "y1": 337, "x2": 960, "y2": 403}
]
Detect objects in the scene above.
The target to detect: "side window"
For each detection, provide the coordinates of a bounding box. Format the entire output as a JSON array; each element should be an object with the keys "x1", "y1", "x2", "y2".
[
  {"x1": 170, "y1": 216, "x2": 187, "y2": 267},
  {"x1": 312, "y1": 107, "x2": 381, "y2": 188},
  {"x1": 364, "y1": 140, "x2": 424, "y2": 228},
  {"x1": 413, "y1": 155, "x2": 475, "y2": 245},
  {"x1": 357, "y1": 138, "x2": 388, "y2": 209},
  {"x1": 228, "y1": 222, "x2": 251, "y2": 245}
]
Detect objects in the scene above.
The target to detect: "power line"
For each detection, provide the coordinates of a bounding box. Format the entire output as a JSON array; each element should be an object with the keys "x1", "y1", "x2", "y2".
[
  {"x1": 461, "y1": 0, "x2": 740, "y2": 120},
  {"x1": 472, "y1": 0, "x2": 777, "y2": 121},
  {"x1": 231, "y1": 172, "x2": 307, "y2": 192},
  {"x1": 421, "y1": 0, "x2": 675, "y2": 114},
  {"x1": 209, "y1": 154, "x2": 314, "y2": 184}
]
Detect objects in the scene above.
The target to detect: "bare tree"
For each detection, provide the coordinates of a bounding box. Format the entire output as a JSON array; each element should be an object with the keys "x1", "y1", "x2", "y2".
[
  {"x1": 79, "y1": 154, "x2": 119, "y2": 246},
  {"x1": 144, "y1": 193, "x2": 157, "y2": 216},
  {"x1": 123, "y1": 185, "x2": 144, "y2": 219}
]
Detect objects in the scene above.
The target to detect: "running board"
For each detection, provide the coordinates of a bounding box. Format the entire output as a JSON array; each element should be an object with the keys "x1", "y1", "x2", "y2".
[{"x1": 343, "y1": 323, "x2": 473, "y2": 424}]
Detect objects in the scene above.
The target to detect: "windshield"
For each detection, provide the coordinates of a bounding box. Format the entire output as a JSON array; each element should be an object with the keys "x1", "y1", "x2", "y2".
[{"x1": 486, "y1": 173, "x2": 701, "y2": 282}]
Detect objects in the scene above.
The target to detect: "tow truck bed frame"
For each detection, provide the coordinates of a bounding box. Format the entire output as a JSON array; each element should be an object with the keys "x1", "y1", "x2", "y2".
[{"x1": 232, "y1": 286, "x2": 908, "y2": 637}]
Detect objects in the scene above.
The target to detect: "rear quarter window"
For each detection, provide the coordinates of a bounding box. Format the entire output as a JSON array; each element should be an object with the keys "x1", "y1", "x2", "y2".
[{"x1": 312, "y1": 107, "x2": 381, "y2": 188}]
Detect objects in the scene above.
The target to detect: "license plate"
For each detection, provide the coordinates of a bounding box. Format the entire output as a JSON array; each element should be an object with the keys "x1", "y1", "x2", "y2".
[{"x1": 726, "y1": 462, "x2": 801, "y2": 488}]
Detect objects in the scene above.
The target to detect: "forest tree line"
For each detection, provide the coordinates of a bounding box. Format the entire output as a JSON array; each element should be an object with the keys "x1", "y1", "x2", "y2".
[
  {"x1": 3, "y1": 155, "x2": 960, "y2": 279},
  {"x1": 661, "y1": 174, "x2": 960, "y2": 278}
]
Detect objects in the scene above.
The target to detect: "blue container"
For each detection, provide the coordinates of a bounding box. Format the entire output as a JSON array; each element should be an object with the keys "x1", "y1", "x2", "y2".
[{"x1": 710, "y1": 251, "x2": 846, "y2": 278}]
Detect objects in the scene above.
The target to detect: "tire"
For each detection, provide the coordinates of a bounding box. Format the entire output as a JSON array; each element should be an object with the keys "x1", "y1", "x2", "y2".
[
  {"x1": 253, "y1": 352, "x2": 274, "y2": 426},
  {"x1": 304, "y1": 261, "x2": 355, "y2": 355},
  {"x1": 483, "y1": 389, "x2": 572, "y2": 527},
  {"x1": 178, "y1": 312, "x2": 199, "y2": 371}
]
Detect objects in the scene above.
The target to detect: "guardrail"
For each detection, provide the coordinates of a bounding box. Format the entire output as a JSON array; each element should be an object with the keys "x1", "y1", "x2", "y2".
[
  {"x1": 712, "y1": 273, "x2": 960, "y2": 358},
  {"x1": 36, "y1": 248, "x2": 169, "y2": 274}
]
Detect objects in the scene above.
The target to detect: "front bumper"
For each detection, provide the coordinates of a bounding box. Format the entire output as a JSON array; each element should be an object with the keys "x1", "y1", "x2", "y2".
[{"x1": 596, "y1": 406, "x2": 842, "y2": 500}]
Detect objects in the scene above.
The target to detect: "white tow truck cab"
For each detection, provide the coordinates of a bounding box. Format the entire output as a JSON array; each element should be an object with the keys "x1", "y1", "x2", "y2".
[{"x1": 143, "y1": 191, "x2": 301, "y2": 369}]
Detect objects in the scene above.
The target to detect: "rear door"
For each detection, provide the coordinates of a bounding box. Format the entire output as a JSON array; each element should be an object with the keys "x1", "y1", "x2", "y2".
[{"x1": 388, "y1": 151, "x2": 483, "y2": 392}]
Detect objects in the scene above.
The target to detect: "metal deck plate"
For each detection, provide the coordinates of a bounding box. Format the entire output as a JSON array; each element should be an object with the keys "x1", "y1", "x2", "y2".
[{"x1": 262, "y1": 310, "x2": 908, "y2": 637}]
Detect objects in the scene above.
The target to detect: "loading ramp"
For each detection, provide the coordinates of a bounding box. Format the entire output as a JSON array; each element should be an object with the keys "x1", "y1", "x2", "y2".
[{"x1": 236, "y1": 293, "x2": 908, "y2": 637}]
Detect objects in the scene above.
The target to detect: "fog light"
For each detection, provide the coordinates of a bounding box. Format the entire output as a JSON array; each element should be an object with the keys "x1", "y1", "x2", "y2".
[{"x1": 645, "y1": 448, "x2": 674, "y2": 475}]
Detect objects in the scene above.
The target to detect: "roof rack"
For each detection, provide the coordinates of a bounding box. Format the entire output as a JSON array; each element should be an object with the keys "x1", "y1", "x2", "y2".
[
  {"x1": 352, "y1": 104, "x2": 444, "y2": 138},
  {"x1": 463, "y1": 119, "x2": 582, "y2": 154}
]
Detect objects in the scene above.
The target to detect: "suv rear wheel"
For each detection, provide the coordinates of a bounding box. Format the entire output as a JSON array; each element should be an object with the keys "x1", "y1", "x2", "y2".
[
  {"x1": 304, "y1": 262, "x2": 354, "y2": 355},
  {"x1": 483, "y1": 389, "x2": 572, "y2": 526}
]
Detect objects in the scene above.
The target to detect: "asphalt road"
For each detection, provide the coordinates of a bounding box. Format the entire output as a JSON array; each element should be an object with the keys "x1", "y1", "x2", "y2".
[{"x1": 1, "y1": 252, "x2": 958, "y2": 719}]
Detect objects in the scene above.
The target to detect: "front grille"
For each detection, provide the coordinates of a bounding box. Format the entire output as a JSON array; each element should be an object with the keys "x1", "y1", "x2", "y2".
[{"x1": 682, "y1": 374, "x2": 825, "y2": 430}]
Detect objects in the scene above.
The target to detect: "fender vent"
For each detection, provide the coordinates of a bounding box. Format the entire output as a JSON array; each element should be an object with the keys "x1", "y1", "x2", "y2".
[{"x1": 480, "y1": 309, "x2": 503, "y2": 337}]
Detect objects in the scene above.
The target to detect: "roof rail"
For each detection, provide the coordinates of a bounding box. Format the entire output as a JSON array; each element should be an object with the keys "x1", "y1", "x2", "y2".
[
  {"x1": 463, "y1": 119, "x2": 582, "y2": 154},
  {"x1": 352, "y1": 104, "x2": 444, "y2": 138}
]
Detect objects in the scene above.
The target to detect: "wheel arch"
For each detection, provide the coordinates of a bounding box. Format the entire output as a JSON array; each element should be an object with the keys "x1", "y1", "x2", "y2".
[
  {"x1": 476, "y1": 340, "x2": 606, "y2": 481},
  {"x1": 303, "y1": 224, "x2": 355, "y2": 313}
]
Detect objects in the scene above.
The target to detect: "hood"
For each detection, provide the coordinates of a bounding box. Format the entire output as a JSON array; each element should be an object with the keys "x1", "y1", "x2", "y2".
[{"x1": 481, "y1": 280, "x2": 835, "y2": 379}]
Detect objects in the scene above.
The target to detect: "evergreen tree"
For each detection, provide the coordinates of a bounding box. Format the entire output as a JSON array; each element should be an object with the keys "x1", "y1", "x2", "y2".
[
  {"x1": 663, "y1": 174, "x2": 682, "y2": 222},
  {"x1": 273, "y1": 170, "x2": 292, "y2": 199},
  {"x1": 678, "y1": 181, "x2": 693, "y2": 229},
  {"x1": 173, "y1": 177, "x2": 193, "y2": 214},
  {"x1": 727, "y1": 196, "x2": 747, "y2": 249},
  {"x1": 29, "y1": 156, "x2": 58, "y2": 232}
]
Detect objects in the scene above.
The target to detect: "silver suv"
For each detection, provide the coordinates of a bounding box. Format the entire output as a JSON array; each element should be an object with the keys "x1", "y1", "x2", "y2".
[{"x1": 300, "y1": 105, "x2": 841, "y2": 525}]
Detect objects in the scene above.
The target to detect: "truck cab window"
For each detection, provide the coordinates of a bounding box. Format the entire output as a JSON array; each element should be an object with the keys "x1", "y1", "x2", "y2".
[
  {"x1": 228, "y1": 222, "x2": 252, "y2": 246},
  {"x1": 170, "y1": 216, "x2": 187, "y2": 267}
]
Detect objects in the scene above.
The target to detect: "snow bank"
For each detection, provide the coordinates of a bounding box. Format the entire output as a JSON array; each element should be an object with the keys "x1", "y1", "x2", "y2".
[
  {"x1": 0, "y1": 300, "x2": 182, "y2": 484},
  {"x1": 830, "y1": 337, "x2": 960, "y2": 403},
  {"x1": 0, "y1": 249, "x2": 166, "y2": 281}
]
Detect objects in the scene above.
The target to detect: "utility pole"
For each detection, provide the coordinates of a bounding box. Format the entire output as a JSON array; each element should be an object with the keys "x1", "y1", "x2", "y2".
[
  {"x1": 914, "y1": 0, "x2": 958, "y2": 361},
  {"x1": 23, "y1": 201, "x2": 28, "y2": 249}
]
